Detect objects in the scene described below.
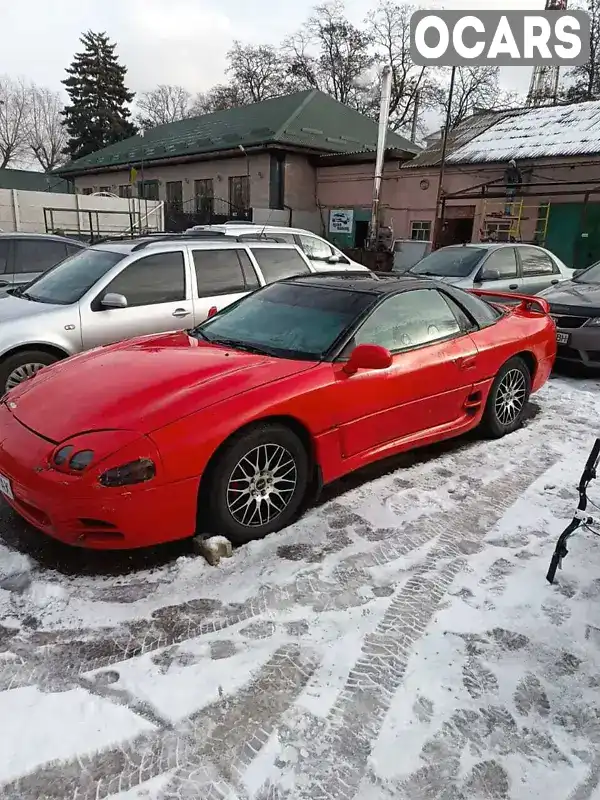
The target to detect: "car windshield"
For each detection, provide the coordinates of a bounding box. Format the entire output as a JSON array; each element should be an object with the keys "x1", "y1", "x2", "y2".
[
  {"x1": 573, "y1": 261, "x2": 600, "y2": 284},
  {"x1": 192, "y1": 281, "x2": 374, "y2": 360},
  {"x1": 410, "y1": 247, "x2": 486, "y2": 278},
  {"x1": 22, "y1": 248, "x2": 127, "y2": 305}
]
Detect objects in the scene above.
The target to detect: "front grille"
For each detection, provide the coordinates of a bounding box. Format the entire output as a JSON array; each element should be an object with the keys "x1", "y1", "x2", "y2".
[{"x1": 551, "y1": 314, "x2": 589, "y2": 329}]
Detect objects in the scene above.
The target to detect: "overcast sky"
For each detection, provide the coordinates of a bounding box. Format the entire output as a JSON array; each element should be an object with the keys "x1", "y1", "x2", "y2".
[{"x1": 0, "y1": 0, "x2": 550, "y2": 101}]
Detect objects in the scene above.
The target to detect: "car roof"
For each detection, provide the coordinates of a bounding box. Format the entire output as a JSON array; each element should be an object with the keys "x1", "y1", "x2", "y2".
[
  {"x1": 0, "y1": 232, "x2": 84, "y2": 244},
  {"x1": 193, "y1": 223, "x2": 318, "y2": 237},
  {"x1": 281, "y1": 271, "x2": 440, "y2": 295}
]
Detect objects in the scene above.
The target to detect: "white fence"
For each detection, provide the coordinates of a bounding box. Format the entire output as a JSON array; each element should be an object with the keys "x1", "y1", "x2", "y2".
[{"x1": 0, "y1": 189, "x2": 163, "y2": 238}]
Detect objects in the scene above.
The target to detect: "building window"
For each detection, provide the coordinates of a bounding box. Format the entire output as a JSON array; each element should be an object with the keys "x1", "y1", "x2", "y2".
[
  {"x1": 81, "y1": 187, "x2": 94, "y2": 195},
  {"x1": 166, "y1": 180, "x2": 183, "y2": 210},
  {"x1": 410, "y1": 221, "x2": 432, "y2": 241},
  {"x1": 138, "y1": 180, "x2": 160, "y2": 201},
  {"x1": 99, "y1": 186, "x2": 112, "y2": 194},
  {"x1": 118, "y1": 184, "x2": 133, "y2": 198},
  {"x1": 195, "y1": 179, "x2": 214, "y2": 213},
  {"x1": 229, "y1": 175, "x2": 250, "y2": 213}
]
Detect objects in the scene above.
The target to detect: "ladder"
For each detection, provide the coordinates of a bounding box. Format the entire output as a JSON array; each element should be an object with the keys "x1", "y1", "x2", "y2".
[{"x1": 480, "y1": 198, "x2": 526, "y2": 241}]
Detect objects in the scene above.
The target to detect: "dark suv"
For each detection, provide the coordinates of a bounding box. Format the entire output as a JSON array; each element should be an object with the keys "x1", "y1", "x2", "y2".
[{"x1": 0, "y1": 233, "x2": 85, "y2": 293}]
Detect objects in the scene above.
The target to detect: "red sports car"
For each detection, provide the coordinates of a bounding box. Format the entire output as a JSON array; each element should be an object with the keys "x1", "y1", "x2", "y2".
[{"x1": 0, "y1": 273, "x2": 555, "y2": 549}]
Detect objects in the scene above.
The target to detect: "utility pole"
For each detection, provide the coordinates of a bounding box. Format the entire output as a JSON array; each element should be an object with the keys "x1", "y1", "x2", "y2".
[{"x1": 432, "y1": 66, "x2": 456, "y2": 250}]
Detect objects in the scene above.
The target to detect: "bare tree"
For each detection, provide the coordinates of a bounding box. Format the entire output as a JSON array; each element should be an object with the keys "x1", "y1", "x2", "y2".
[
  {"x1": 135, "y1": 84, "x2": 191, "y2": 129},
  {"x1": 368, "y1": 1, "x2": 434, "y2": 132},
  {"x1": 27, "y1": 86, "x2": 66, "y2": 172},
  {"x1": 227, "y1": 42, "x2": 289, "y2": 103},
  {"x1": 285, "y1": 1, "x2": 375, "y2": 110},
  {"x1": 0, "y1": 76, "x2": 30, "y2": 169},
  {"x1": 437, "y1": 67, "x2": 518, "y2": 130},
  {"x1": 564, "y1": 0, "x2": 600, "y2": 100},
  {"x1": 190, "y1": 84, "x2": 249, "y2": 115}
]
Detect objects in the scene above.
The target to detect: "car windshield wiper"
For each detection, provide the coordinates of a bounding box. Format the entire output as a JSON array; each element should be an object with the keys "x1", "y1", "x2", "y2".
[{"x1": 208, "y1": 337, "x2": 277, "y2": 356}]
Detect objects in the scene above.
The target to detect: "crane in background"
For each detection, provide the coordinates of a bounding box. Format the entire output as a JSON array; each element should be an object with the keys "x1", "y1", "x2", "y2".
[{"x1": 526, "y1": 0, "x2": 569, "y2": 106}]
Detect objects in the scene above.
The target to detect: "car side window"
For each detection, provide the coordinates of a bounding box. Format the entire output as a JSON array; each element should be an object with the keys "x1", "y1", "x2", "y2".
[
  {"x1": 96, "y1": 251, "x2": 185, "y2": 309},
  {"x1": 0, "y1": 241, "x2": 9, "y2": 274},
  {"x1": 298, "y1": 234, "x2": 333, "y2": 260},
  {"x1": 352, "y1": 289, "x2": 462, "y2": 353},
  {"x1": 192, "y1": 249, "x2": 258, "y2": 296},
  {"x1": 519, "y1": 246, "x2": 558, "y2": 276},
  {"x1": 252, "y1": 247, "x2": 311, "y2": 283},
  {"x1": 480, "y1": 248, "x2": 518, "y2": 280},
  {"x1": 14, "y1": 239, "x2": 68, "y2": 274}
]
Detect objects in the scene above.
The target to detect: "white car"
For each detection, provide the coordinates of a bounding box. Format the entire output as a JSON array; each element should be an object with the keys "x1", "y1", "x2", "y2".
[{"x1": 186, "y1": 222, "x2": 368, "y2": 273}]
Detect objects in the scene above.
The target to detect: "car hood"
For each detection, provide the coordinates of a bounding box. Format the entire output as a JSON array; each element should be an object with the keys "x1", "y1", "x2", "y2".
[
  {"x1": 7, "y1": 331, "x2": 315, "y2": 442},
  {"x1": 0, "y1": 292, "x2": 62, "y2": 322},
  {"x1": 538, "y1": 280, "x2": 600, "y2": 310}
]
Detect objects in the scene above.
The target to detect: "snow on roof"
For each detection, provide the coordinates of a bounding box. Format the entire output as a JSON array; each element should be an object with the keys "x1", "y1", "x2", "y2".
[{"x1": 447, "y1": 101, "x2": 600, "y2": 164}]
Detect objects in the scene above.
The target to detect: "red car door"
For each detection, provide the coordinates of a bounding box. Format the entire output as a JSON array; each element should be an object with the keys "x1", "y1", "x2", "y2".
[{"x1": 332, "y1": 287, "x2": 479, "y2": 459}]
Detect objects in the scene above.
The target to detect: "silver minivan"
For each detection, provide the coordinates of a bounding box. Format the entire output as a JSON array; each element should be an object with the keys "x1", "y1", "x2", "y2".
[
  {"x1": 0, "y1": 235, "x2": 318, "y2": 393},
  {"x1": 409, "y1": 243, "x2": 573, "y2": 295}
]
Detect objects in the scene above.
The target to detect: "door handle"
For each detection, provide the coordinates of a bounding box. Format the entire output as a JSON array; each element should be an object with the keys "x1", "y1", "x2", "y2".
[
  {"x1": 509, "y1": 284, "x2": 518, "y2": 290},
  {"x1": 551, "y1": 279, "x2": 559, "y2": 285},
  {"x1": 0, "y1": 281, "x2": 8, "y2": 287},
  {"x1": 172, "y1": 308, "x2": 191, "y2": 318}
]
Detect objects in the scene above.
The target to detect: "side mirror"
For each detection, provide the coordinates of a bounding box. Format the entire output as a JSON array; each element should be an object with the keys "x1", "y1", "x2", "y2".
[
  {"x1": 326, "y1": 254, "x2": 342, "y2": 264},
  {"x1": 478, "y1": 268, "x2": 500, "y2": 282},
  {"x1": 101, "y1": 292, "x2": 128, "y2": 309},
  {"x1": 573, "y1": 269, "x2": 585, "y2": 278},
  {"x1": 343, "y1": 343, "x2": 392, "y2": 375}
]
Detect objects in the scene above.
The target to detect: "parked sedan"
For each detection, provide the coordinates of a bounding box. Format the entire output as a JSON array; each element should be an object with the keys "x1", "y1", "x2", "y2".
[
  {"x1": 0, "y1": 233, "x2": 85, "y2": 293},
  {"x1": 409, "y1": 243, "x2": 573, "y2": 295},
  {"x1": 0, "y1": 273, "x2": 556, "y2": 549},
  {"x1": 538, "y1": 260, "x2": 600, "y2": 368}
]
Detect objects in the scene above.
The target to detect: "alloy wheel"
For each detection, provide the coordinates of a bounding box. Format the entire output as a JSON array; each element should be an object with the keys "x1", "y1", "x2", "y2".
[
  {"x1": 6, "y1": 362, "x2": 46, "y2": 391},
  {"x1": 494, "y1": 367, "x2": 527, "y2": 426},
  {"x1": 226, "y1": 443, "x2": 298, "y2": 528}
]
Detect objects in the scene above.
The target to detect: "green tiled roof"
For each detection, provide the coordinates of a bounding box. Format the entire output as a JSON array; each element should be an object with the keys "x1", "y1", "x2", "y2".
[
  {"x1": 55, "y1": 90, "x2": 421, "y2": 176},
  {"x1": 0, "y1": 167, "x2": 72, "y2": 193}
]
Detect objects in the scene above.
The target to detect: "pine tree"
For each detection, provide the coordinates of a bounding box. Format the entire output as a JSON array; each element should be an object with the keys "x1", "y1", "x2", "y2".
[{"x1": 62, "y1": 30, "x2": 137, "y2": 161}]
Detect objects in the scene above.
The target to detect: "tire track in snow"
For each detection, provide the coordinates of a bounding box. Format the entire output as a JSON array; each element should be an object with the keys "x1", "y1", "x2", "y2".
[{"x1": 278, "y1": 447, "x2": 561, "y2": 800}]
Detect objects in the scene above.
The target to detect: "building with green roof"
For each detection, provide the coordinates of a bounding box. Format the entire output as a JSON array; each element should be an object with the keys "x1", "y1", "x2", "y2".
[{"x1": 55, "y1": 89, "x2": 420, "y2": 233}]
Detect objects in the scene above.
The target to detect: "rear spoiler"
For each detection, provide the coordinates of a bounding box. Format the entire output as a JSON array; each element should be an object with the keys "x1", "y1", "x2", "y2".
[{"x1": 470, "y1": 289, "x2": 550, "y2": 315}]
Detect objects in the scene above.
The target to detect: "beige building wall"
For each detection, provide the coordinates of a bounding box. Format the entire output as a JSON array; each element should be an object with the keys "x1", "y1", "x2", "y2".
[{"x1": 73, "y1": 153, "x2": 272, "y2": 210}]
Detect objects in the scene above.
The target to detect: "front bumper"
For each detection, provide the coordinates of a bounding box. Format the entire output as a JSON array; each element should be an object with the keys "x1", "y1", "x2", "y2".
[
  {"x1": 554, "y1": 325, "x2": 600, "y2": 368},
  {"x1": 0, "y1": 403, "x2": 199, "y2": 549}
]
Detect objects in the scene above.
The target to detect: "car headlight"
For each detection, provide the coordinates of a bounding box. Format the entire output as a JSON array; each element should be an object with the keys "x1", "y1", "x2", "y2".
[
  {"x1": 98, "y1": 458, "x2": 156, "y2": 487},
  {"x1": 50, "y1": 430, "x2": 158, "y2": 479},
  {"x1": 584, "y1": 318, "x2": 600, "y2": 327}
]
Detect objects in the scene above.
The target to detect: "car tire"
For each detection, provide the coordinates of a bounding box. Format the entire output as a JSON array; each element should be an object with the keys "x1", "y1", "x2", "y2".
[
  {"x1": 481, "y1": 356, "x2": 532, "y2": 439},
  {"x1": 207, "y1": 423, "x2": 310, "y2": 544},
  {"x1": 0, "y1": 350, "x2": 60, "y2": 395}
]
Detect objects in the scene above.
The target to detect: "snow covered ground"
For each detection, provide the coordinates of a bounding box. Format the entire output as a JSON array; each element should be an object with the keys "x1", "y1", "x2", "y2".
[{"x1": 1, "y1": 373, "x2": 600, "y2": 800}]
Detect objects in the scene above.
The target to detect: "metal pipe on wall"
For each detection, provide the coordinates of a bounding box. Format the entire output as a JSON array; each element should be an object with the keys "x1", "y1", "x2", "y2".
[{"x1": 369, "y1": 65, "x2": 392, "y2": 248}]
